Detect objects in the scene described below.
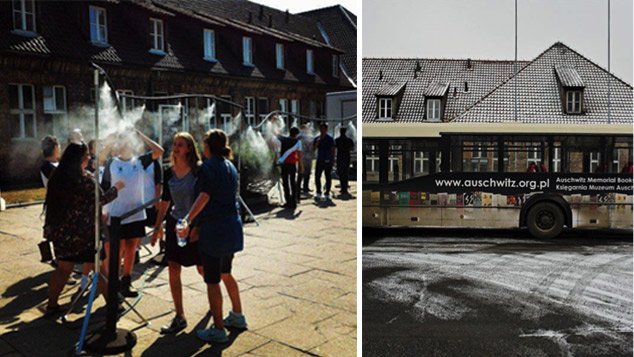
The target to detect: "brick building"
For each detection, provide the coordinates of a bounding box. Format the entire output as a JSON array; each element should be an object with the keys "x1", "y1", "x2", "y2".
[{"x1": 0, "y1": 0, "x2": 355, "y2": 188}]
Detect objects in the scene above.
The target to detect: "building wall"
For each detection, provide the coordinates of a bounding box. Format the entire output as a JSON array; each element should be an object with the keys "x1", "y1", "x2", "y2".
[{"x1": 0, "y1": 54, "x2": 343, "y2": 188}]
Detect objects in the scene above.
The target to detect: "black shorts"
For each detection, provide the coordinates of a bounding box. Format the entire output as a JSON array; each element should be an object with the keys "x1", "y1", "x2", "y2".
[
  {"x1": 201, "y1": 253, "x2": 234, "y2": 284},
  {"x1": 165, "y1": 215, "x2": 201, "y2": 267},
  {"x1": 108, "y1": 220, "x2": 146, "y2": 241},
  {"x1": 145, "y1": 207, "x2": 157, "y2": 228}
]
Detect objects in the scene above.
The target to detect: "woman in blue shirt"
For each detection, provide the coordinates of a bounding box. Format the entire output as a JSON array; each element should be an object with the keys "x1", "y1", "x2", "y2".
[{"x1": 181, "y1": 129, "x2": 246, "y2": 343}]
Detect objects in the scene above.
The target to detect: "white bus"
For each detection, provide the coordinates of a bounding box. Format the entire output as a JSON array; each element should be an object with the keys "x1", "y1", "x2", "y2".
[{"x1": 362, "y1": 123, "x2": 633, "y2": 238}]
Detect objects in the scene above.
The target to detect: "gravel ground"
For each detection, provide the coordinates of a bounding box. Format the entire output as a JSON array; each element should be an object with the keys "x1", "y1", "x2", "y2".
[{"x1": 363, "y1": 228, "x2": 633, "y2": 357}]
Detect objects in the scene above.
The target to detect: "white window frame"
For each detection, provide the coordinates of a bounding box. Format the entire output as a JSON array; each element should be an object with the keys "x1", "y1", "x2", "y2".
[
  {"x1": 378, "y1": 98, "x2": 392, "y2": 119},
  {"x1": 43, "y1": 85, "x2": 66, "y2": 114},
  {"x1": 527, "y1": 146, "x2": 541, "y2": 165},
  {"x1": 332, "y1": 54, "x2": 339, "y2": 78},
  {"x1": 590, "y1": 152, "x2": 600, "y2": 173},
  {"x1": 553, "y1": 147, "x2": 561, "y2": 172},
  {"x1": 12, "y1": 0, "x2": 36, "y2": 34},
  {"x1": 290, "y1": 99, "x2": 299, "y2": 115},
  {"x1": 258, "y1": 97, "x2": 269, "y2": 122},
  {"x1": 149, "y1": 18, "x2": 165, "y2": 54},
  {"x1": 89, "y1": 6, "x2": 108, "y2": 45},
  {"x1": 275, "y1": 43, "x2": 284, "y2": 70},
  {"x1": 245, "y1": 96, "x2": 256, "y2": 127},
  {"x1": 367, "y1": 145, "x2": 379, "y2": 173},
  {"x1": 306, "y1": 49, "x2": 314, "y2": 74},
  {"x1": 278, "y1": 98, "x2": 288, "y2": 123},
  {"x1": 9, "y1": 84, "x2": 36, "y2": 139},
  {"x1": 242, "y1": 37, "x2": 253, "y2": 66},
  {"x1": 203, "y1": 29, "x2": 216, "y2": 61},
  {"x1": 414, "y1": 152, "x2": 429, "y2": 175},
  {"x1": 220, "y1": 95, "x2": 233, "y2": 133},
  {"x1": 426, "y1": 99, "x2": 441, "y2": 121},
  {"x1": 566, "y1": 90, "x2": 582, "y2": 114}
]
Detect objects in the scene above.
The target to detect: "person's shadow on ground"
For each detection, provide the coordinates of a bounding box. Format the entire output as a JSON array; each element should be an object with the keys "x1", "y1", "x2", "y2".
[
  {"x1": 140, "y1": 311, "x2": 245, "y2": 356},
  {"x1": 0, "y1": 270, "x2": 51, "y2": 327},
  {"x1": 191, "y1": 327, "x2": 247, "y2": 356},
  {"x1": 313, "y1": 198, "x2": 337, "y2": 209},
  {"x1": 275, "y1": 208, "x2": 302, "y2": 220}
]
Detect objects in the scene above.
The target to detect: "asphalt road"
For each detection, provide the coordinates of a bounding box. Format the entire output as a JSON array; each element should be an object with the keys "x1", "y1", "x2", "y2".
[{"x1": 363, "y1": 228, "x2": 633, "y2": 357}]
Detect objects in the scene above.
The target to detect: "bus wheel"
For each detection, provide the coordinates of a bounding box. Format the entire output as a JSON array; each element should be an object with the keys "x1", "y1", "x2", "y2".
[{"x1": 526, "y1": 202, "x2": 564, "y2": 239}]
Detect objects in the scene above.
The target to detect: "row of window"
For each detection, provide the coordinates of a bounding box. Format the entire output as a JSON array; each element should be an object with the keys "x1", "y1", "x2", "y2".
[
  {"x1": 8, "y1": 83, "x2": 320, "y2": 139},
  {"x1": 377, "y1": 97, "x2": 442, "y2": 121},
  {"x1": 11, "y1": 0, "x2": 340, "y2": 78},
  {"x1": 364, "y1": 138, "x2": 633, "y2": 182},
  {"x1": 375, "y1": 90, "x2": 584, "y2": 120}
]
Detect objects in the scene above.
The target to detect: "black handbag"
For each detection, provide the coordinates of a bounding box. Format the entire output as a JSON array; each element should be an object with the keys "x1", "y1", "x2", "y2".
[{"x1": 38, "y1": 240, "x2": 53, "y2": 262}]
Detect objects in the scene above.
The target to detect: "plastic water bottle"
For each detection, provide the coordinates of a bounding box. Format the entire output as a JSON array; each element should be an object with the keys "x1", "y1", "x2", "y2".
[{"x1": 176, "y1": 219, "x2": 188, "y2": 247}]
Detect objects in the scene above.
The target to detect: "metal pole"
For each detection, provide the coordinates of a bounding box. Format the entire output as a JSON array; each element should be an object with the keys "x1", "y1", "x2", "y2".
[
  {"x1": 607, "y1": 0, "x2": 611, "y2": 124},
  {"x1": 94, "y1": 70, "x2": 100, "y2": 272},
  {"x1": 514, "y1": 0, "x2": 518, "y2": 122}
]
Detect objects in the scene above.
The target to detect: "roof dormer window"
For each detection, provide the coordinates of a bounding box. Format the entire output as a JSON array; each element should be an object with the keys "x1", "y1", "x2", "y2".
[
  {"x1": 243, "y1": 37, "x2": 253, "y2": 66},
  {"x1": 566, "y1": 90, "x2": 582, "y2": 114},
  {"x1": 149, "y1": 18, "x2": 165, "y2": 54},
  {"x1": 12, "y1": 0, "x2": 36, "y2": 35},
  {"x1": 555, "y1": 66, "x2": 585, "y2": 115},
  {"x1": 89, "y1": 6, "x2": 108, "y2": 45},
  {"x1": 426, "y1": 99, "x2": 442, "y2": 121},
  {"x1": 203, "y1": 29, "x2": 216, "y2": 61},
  {"x1": 332, "y1": 54, "x2": 339, "y2": 78},
  {"x1": 378, "y1": 98, "x2": 392, "y2": 120},
  {"x1": 276, "y1": 43, "x2": 284, "y2": 70},
  {"x1": 306, "y1": 49, "x2": 314, "y2": 75},
  {"x1": 424, "y1": 81, "x2": 449, "y2": 122}
]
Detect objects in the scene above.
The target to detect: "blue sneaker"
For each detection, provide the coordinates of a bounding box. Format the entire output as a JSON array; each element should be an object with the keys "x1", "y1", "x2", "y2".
[
  {"x1": 223, "y1": 311, "x2": 247, "y2": 329},
  {"x1": 196, "y1": 327, "x2": 228, "y2": 343}
]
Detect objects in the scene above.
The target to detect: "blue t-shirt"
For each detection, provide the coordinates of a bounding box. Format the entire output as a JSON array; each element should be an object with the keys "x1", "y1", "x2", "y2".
[
  {"x1": 314, "y1": 134, "x2": 335, "y2": 163},
  {"x1": 195, "y1": 157, "x2": 243, "y2": 257}
]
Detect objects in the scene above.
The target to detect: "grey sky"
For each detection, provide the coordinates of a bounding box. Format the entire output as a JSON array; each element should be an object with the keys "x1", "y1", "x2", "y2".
[
  {"x1": 261, "y1": 0, "x2": 357, "y2": 15},
  {"x1": 363, "y1": 0, "x2": 633, "y2": 84}
]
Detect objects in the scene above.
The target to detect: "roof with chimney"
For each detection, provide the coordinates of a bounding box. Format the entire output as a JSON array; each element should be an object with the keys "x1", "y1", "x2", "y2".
[
  {"x1": 300, "y1": 5, "x2": 357, "y2": 84},
  {"x1": 0, "y1": 0, "x2": 353, "y2": 87},
  {"x1": 363, "y1": 42, "x2": 633, "y2": 124},
  {"x1": 363, "y1": 57, "x2": 527, "y2": 123},
  {"x1": 454, "y1": 42, "x2": 632, "y2": 124}
]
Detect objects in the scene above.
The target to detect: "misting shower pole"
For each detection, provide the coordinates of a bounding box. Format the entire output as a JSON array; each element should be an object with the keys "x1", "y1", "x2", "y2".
[{"x1": 94, "y1": 69, "x2": 100, "y2": 272}]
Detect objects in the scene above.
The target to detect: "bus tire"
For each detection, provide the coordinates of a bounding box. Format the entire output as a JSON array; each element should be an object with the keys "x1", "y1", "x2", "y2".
[{"x1": 526, "y1": 202, "x2": 564, "y2": 239}]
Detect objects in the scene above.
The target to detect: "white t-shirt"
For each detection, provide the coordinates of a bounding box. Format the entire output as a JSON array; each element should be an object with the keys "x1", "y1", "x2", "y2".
[
  {"x1": 143, "y1": 160, "x2": 162, "y2": 207},
  {"x1": 103, "y1": 153, "x2": 153, "y2": 225}
]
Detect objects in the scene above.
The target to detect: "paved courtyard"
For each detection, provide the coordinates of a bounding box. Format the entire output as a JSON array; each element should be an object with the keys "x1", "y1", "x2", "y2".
[{"x1": 0, "y1": 181, "x2": 356, "y2": 356}]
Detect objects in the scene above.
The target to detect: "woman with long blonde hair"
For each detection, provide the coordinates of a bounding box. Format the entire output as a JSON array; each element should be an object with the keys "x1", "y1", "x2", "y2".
[{"x1": 151, "y1": 132, "x2": 204, "y2": 334}]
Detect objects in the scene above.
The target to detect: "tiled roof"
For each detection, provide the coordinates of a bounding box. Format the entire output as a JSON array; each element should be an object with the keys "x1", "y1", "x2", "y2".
[
  {"x1": 453, "y1": 42, "x2": 633, "y2": 124},
  {"x1": 363, "y1": 57, "x2": 527, "y2": 122},
  {"x1": 376, "y1": 81, "x2": 406, "y2": 96},
  {"x1": 424, "y1": 81, "x2": 450, "y2": 97},
  {"x1": 0, "y1": 0, "x2": 351, "y2": 87},
  {"x1": 555, "y1": 65, "x2": 584, "y2": 87},
  {"x1": 299, "y1": 5, "x2": 357, "y2": 83}
]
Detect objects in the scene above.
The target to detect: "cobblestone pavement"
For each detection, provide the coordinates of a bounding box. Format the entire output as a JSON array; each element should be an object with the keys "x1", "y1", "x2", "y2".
[{"x1": 0, "y1": 181, "x2": 356, "y2": 356}]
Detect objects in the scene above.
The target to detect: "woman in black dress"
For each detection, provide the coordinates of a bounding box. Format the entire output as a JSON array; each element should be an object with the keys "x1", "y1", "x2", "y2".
[
  {"x1": 152, "y1": 132, "x2": 203, "y2": 333},
  {"x1": 43, "y1": 142, "x2": 124, "y2": 314}
]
